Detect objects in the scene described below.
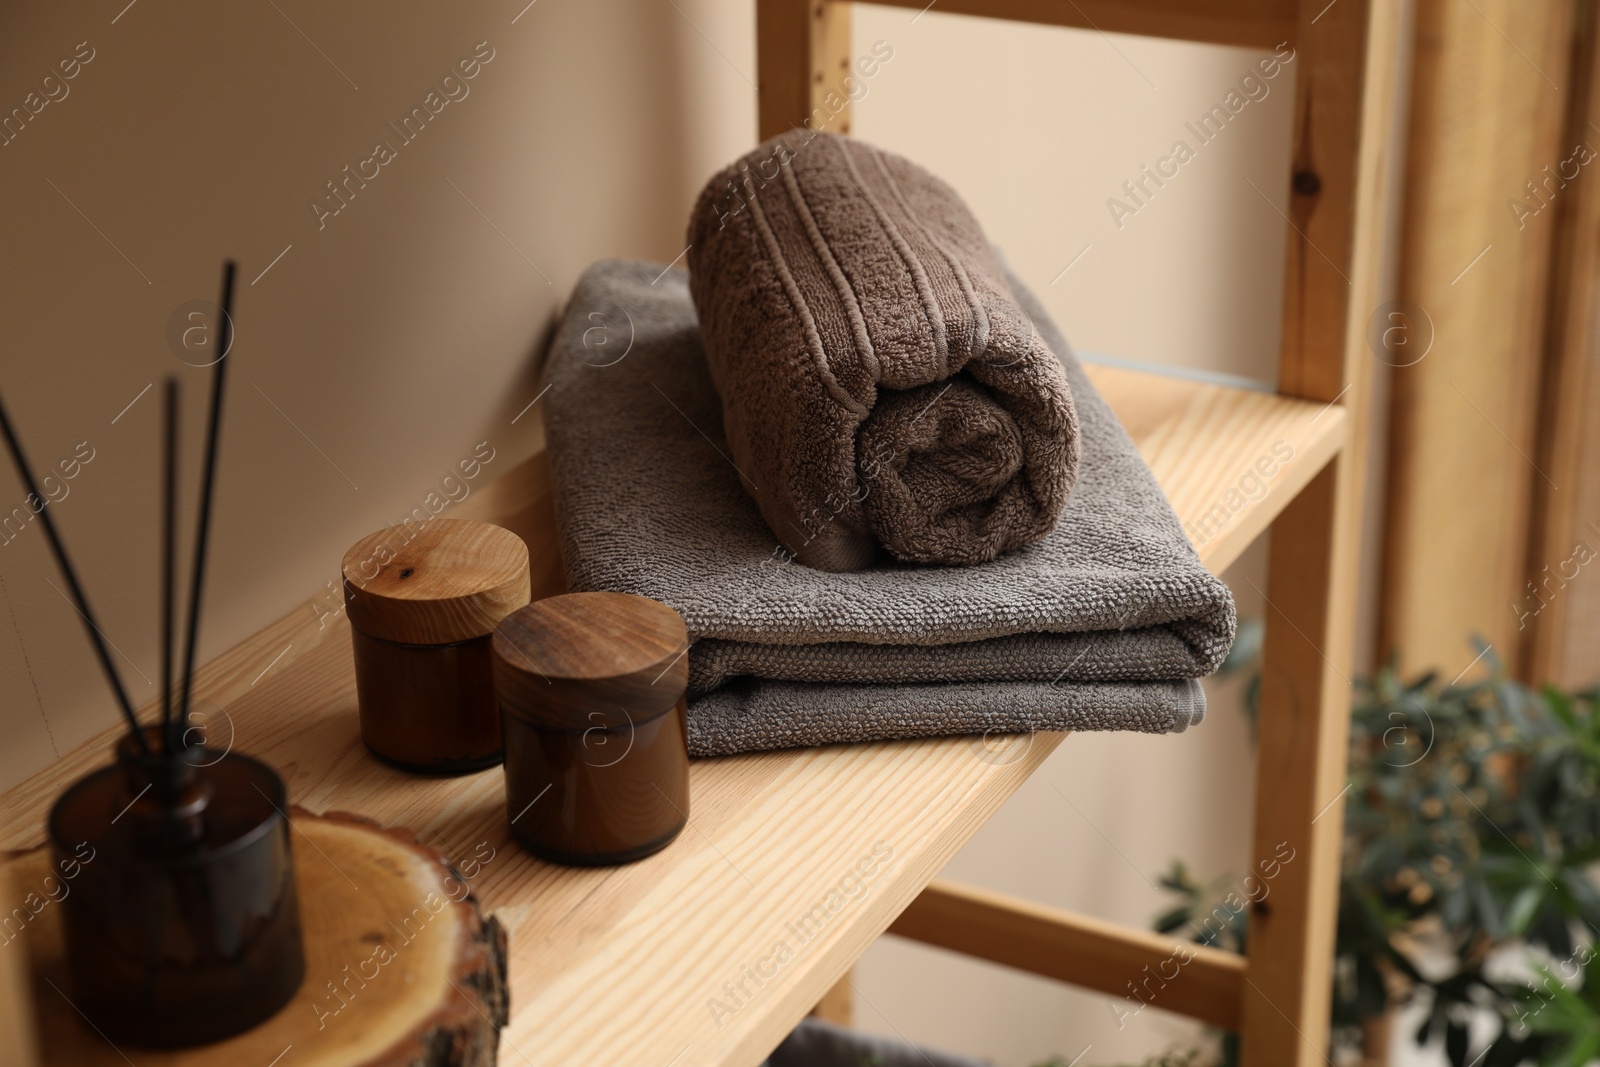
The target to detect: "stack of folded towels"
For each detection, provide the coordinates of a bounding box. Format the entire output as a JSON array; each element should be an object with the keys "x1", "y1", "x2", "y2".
[{"x1": 540, "y1": 131, "x2": 1235, "y2": 757}]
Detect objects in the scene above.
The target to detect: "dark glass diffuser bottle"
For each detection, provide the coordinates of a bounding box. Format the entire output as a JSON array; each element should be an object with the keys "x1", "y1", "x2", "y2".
[
  {"x1": 344, "y1": 518, "x2": 531, "y2": 774},
  {"x1": 48, "y1": 727, "x2": 305, "y2": 1047},
  {"x1": 493, "y1": 591, "x2": 691, "y2": 865}
]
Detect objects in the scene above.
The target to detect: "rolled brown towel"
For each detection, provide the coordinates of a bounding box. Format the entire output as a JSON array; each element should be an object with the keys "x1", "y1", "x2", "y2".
[{"x1": 687, "y1": 131, "x2": 1079, "y2": 571}]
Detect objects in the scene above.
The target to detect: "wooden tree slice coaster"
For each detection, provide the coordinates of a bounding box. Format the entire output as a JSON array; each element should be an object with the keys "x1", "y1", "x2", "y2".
[{"x1": 3, "y1": 808, "x2": 508, "y2": 1067}]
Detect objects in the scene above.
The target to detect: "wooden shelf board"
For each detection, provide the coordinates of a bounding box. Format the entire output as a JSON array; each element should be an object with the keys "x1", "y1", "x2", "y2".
[
  {"x1": 856, "y1": 0, "x2": 1298, "y2": 51},
  {"x1": 1085, "y1": 363, "x2": 1346, "y2": 576},
  {"x1": 0, "y1": 368, "x2": 1343, "y2": 1066}
]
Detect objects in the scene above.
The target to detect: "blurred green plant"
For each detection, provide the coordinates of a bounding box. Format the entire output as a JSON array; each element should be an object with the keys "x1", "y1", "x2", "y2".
[
  {"x1": 1335, "y1": 645, "x2": 1600, "y2": 1066},
  {"x1": 1092, "y1": 625, "x2": 1600, "y2": 1067}
]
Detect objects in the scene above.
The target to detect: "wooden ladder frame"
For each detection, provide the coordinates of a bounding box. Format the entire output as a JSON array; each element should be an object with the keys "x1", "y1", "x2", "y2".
[{"x1": 756, "y1": 1, "x2": 1400, "y2": 1063}]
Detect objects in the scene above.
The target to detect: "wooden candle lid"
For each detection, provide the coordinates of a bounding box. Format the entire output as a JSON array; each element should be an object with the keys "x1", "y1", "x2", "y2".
[
  {"x1": 342, "y1": 519, "x2": 531, "y2": 645},
  {"x1": 492, "y1": 592, "x2": 688, "y2": 728}
]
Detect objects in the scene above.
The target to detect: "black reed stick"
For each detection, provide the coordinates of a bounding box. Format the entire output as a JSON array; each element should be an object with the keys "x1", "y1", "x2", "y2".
[
  {"x1": 176, "y1": 262, "x2": 235, "y2": 745},
  {"x1": 160, "y1": 377, "x2": 178, "y2": 755},
  {"x1": 0, "y1": 392, "x2": 150, "y2": 754}
]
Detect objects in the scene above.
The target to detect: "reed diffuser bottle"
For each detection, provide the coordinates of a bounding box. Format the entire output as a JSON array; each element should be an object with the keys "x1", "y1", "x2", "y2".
[
  {"x1": 47, "y1": 731, "x2": 304, "y2": 1045},
  {"x1": 2, "y1": 263, "x2": 305, "y2": 1047}
]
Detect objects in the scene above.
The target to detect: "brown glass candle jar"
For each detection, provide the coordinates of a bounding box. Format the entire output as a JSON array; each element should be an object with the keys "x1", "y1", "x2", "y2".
[
  {"x1": 493, "y1": 592, "x2": 691, "y2": 865},
  {"x1": 49, "y1": 728, "x2": 304, "y2": 1047},
  {"x1": 343, "y1": 518, "x2": 530, "y2": 774}
]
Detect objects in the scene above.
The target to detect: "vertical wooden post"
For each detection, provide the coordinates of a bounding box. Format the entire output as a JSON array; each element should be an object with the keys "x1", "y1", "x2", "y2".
[
  {"x1": 1381, "y1": 0, "x2": 1575, "y2": 678},
  {"x1": 1241, "y1": 0, "x2": 1400, "y2": 1063},
  {"x1": 810, "y1": 972, "x2": 854, "y2": 1025},
  {"x1": 1244, "y1": 463, "x2": 1352, "y2": 1066},
  {"x1": 1527, "y1": 0, "x2": 1600, "y2": 688},
  {"x1": 756, "y1": 0, "x2": 853, "y2": 141},
  {"x1": 0, "y1": 867, "x2": 40, "y2": 1067}
]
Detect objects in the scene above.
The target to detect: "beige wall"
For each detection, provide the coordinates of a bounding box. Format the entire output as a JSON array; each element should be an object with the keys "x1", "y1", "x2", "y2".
[
  {"x1": 0, "y1": 0, "x2": 758, "y2": 788},
  {"x1": 0, "y1": 3, "x2": 1367, "y2": 1065},
  {"x1": 853, "y1": 9, "x2": 1294, "y2": 387}
]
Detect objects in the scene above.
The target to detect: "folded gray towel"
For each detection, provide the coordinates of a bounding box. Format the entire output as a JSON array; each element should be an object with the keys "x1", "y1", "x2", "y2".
[
  {"x1": 687, "y1": 132, "x2": 1079, "y2": 571},
  {"x1": 541, "y1": 259, "x2": 1234, "y2": 757}
]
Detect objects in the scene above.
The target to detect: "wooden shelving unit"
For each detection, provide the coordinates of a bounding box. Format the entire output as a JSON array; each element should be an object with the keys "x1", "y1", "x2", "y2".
[
  {"x1": 757, "y1": 1, "x2": 1399, "y2": 1064},
  {"x1": 0, "y1": 4, "x2": 1395, "y2": 1064},
  {"x1": 2, "y1": 361, "x2": 1352, "y2": 1066}
]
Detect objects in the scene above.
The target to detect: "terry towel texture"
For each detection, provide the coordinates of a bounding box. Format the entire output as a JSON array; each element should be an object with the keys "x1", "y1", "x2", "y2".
[
  {"x1": 540, "y1": 259, "x2": 1236, "y2": 757},
  {"x1": 687, "y1": 131, "x2": 1079, "y2": 571}
]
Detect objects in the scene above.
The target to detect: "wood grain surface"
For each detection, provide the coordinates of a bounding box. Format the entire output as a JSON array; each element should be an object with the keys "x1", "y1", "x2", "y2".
[
  {"x1": 1382, "y1": 0, "x2": 1574, "y2": 678},
  {"x1": 492, "y1": 591, "x2": 689, "y2": 724},
  {"x1": 855, "y1": 0, "x2": 1295, "y2": 50},
  {"x1": 0, "y1": 364, "x2": 1340, "y2": 1066},
  {"x1": 1086, "y1": 365, "x2": 1345, "y2": 576},
  {"x1": 343, "y1": 518, "x2": 531, "y2": 645},
  {"x1": 889, "y1": 878, "x2": 1247, "y2": 1029},
  {"x1": 0, "y1": 862, "x2": 40, "y2": 1067},
  {"x1": 755, "y1": 0, "x2": 853, "y2": 142},
  {"x1": 1526, "y1": 0, "x2": 1600, "y2": 688},
  {"x1": 6, "y1": 809, "x2": 507, "y2": 1067},
  {"x1": 1243, "y1": 0, "x2": 1401, "y2": 1062}
]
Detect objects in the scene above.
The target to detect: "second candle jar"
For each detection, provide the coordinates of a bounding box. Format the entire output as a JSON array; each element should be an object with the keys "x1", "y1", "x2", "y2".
[
  {"x1": 343, "y1": 519, "x2": 531, "y2": 774},
  {"x1": 492, "y1": 592, "x2": 690, "y2": 865}
]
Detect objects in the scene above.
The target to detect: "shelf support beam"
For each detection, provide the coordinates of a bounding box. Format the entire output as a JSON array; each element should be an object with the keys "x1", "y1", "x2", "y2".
[{"x1": 889, "y1": 880, "x2": 1246, "y2": 1030}]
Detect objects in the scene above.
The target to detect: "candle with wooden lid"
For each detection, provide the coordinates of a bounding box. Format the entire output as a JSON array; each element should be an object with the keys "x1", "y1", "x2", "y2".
[
  {"x1": 343, "y1": 518, "x2": 530, "y2": 774},
  {"x1": 492, "y1": 592, "x2": 691, "y2": 865}
]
